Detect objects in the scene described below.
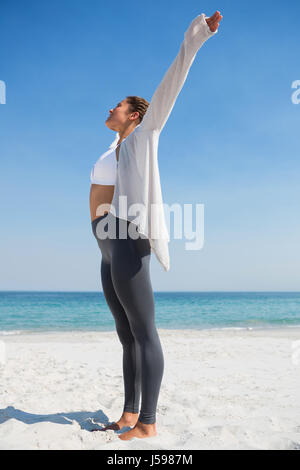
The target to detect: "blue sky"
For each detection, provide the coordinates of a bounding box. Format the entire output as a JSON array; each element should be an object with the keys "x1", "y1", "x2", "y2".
[{"x1": 0, "y1": 0, "x2": 300, "y2": 292}]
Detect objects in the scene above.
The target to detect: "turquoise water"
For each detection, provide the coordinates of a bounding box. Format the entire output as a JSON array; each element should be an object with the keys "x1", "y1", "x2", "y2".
[{"x1": 0, "y1": 291, "x2": 300, "y2": 334}]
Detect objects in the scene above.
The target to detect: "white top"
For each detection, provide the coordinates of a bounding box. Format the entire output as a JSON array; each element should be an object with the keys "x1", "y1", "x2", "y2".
[
  {"x1": 97, "y1": 13, "x2": 218, "y2": 272},
  {"x1": 90, "y1": 146, "x2": 118, "y2": 185}
]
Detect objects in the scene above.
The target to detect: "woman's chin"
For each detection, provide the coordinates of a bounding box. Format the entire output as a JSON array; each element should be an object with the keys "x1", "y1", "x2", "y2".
[{"x1": 105, "y1": 121, "x2": 116, "y2": 131}]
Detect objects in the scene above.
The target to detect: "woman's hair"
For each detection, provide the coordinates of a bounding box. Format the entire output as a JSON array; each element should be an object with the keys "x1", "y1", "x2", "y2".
[{"x1": 126, "y1": 96, "x2": 150, "y2": 124}]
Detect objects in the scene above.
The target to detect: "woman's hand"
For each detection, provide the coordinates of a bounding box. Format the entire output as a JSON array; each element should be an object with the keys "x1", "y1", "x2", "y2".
[{"x1": 206, "y1": 10, "x2": 223, "y2": 32}]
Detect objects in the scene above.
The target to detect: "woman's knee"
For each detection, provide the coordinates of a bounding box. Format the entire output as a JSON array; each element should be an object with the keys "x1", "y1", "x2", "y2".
[
  {"x1": 115, "y1": 323, "x2": 135, "y2": 346},
  {"x1": 129, "y1": 321, "x2": 159, "y2": 346}
]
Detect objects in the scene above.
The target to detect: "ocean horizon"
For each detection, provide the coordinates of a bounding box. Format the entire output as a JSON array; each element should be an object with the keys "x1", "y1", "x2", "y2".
[{"x1": 1, "y1": 290, "x2": 300, "y2": 334}]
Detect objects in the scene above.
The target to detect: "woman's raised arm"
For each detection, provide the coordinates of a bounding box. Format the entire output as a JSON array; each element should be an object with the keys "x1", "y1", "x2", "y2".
[{"x1": 138, "y1": 11, "x2": 222, "y2": 134}]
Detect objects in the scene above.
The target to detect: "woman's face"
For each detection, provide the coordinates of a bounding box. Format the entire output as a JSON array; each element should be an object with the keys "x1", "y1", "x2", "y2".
[{"x1": 105, "y1": 99, "x2": 131, "y2": 131}]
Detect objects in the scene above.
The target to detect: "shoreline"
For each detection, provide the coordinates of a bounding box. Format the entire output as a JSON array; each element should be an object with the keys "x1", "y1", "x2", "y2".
[{"x1": 1, "y1": 324, "x2": 300, "y2": 339}]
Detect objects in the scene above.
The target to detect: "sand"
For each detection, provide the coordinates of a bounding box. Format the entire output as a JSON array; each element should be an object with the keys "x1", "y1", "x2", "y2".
[{"x1": 0, "y1": 327, "x2": 300, "y2": 450}]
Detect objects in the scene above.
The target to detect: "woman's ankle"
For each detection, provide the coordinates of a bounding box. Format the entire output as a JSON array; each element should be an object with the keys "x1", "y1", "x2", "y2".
[
  {"x1": 121, "y1": 411, "x2": 139, "y2": 422},
  {"x1": 137, "y1": 419, "x2": 156, "y2": 428}
]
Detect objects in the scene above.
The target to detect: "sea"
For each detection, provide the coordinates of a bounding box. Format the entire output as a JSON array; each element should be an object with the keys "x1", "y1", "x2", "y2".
[{"x1": 0, "y1": 291, "x2": 300, "y2": 335}]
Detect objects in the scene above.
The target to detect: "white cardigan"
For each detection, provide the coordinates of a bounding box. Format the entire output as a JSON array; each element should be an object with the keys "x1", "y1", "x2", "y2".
[{"x1": 108, "y1": 13, "x2": 218, "y2": 272}]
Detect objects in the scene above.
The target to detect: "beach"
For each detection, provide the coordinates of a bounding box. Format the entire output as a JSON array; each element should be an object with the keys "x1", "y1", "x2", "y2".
[{"x1": 0, "y1": 327, "x2": 300, "y2": 450}]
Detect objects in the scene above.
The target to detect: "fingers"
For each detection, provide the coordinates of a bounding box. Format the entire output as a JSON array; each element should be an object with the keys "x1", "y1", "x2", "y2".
[
  {"x1": 206, "y1": 10, "x2": 223, "y2": 32},
  {"x1": 209, "y1": 11, "x2": 222, "y2": 23}
]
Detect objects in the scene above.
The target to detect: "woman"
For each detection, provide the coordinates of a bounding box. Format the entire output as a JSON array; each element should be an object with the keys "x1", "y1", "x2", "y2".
[{"x1": 90, "y1": 11, "x2": 222, "y2": 441}]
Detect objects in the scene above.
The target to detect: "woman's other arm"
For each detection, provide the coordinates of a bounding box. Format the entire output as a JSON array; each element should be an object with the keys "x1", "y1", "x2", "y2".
[{"x1": 139, "y1": 11, "x2": 223, "y2": 134}]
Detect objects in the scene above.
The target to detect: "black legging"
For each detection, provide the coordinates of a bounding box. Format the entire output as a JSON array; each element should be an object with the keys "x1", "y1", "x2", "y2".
[{"x1": 91, "y1": 212, "x2": 164, "y2": 425}]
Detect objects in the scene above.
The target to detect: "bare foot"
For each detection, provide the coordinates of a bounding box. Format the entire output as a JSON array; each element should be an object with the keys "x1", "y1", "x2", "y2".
[
  {"x1": 118, "y1": 420, "x2": 157, "y2": 441},
  {"x1": 91, "y1": 411, "x2": 139, "y2": 432}
]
